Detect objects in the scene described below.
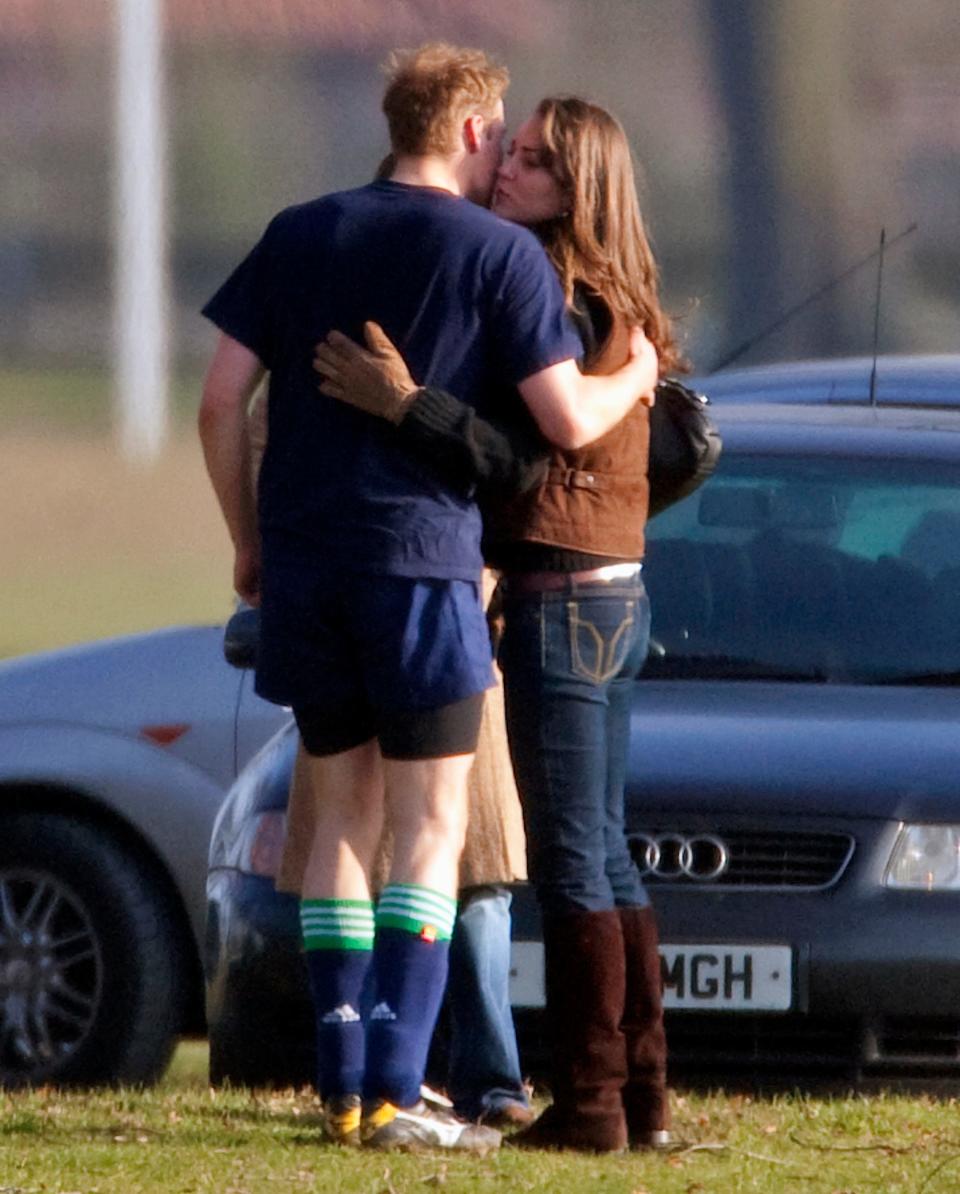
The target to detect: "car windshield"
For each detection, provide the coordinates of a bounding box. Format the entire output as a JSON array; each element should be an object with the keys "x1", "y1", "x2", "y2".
[{"x1": 643, "y1": 453, "x2": 960, "y2": 684}]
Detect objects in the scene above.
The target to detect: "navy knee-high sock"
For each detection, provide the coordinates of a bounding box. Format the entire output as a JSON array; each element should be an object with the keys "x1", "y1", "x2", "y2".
[
  {"x1": 363, "y1": 884, "x2": 457, "y2": 1107},
  {"x1": 300, "y1": 899, "x2": 374, "y2": 1098}
]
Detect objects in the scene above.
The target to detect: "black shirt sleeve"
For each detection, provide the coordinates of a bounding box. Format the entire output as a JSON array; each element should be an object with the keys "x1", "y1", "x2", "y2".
[
  {"x1": 383, "y1": 238, "x2": 583, "y2": 502},
  {"x1": 396, "y1": 387, "x2": 550, "y2": 500},
  {"x1": 392, "y1": 286, "x2": 607, "y2": 501}
]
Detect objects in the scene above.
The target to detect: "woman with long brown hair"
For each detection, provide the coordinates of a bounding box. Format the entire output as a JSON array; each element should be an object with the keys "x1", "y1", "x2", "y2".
[{"x1": 315, "y1": 95, "x2": 682, "y2": 1153}]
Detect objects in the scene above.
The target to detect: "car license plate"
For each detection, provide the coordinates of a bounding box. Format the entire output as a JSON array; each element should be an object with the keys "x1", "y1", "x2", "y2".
[
  {"x1": 661, "y1": 944, "x2": 792, "y2": 1011},
  {"x1": 509, "y1": 941, "x2": 792, "y2": 1012}
]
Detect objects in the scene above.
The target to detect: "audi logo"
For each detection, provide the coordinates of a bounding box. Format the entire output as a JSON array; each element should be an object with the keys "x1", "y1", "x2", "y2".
[{"x1": 629, "y1": 832, "x2": 730, "y2": 881}]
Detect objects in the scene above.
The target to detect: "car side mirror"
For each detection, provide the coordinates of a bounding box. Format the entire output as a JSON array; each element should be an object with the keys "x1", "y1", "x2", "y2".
[{"x1": 223, "y1": 607, "x2": 260, "y2": 670}]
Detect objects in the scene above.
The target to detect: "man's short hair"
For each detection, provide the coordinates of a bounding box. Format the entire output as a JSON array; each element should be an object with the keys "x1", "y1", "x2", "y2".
[{"x1": 382, "y1": 42, "x2": 509, "y2": 157}]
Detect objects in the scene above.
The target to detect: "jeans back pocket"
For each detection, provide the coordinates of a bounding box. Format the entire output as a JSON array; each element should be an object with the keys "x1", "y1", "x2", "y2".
[{"x1": 567, "y1": 599, "x2": 636, "y2": 684}]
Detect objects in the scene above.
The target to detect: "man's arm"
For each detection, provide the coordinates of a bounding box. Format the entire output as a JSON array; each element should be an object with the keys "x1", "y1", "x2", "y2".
[
  {"x1": 314, "y1": 318, "x2": 656, "y2": 478},
  {"x1": 198, "y1": 333, "x2": 266, "y2": 604},
  {"x1": 517, "y1": 327, "x2": 658, "y2": 450}
]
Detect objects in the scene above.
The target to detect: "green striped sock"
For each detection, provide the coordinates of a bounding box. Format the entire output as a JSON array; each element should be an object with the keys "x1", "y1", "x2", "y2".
[
  {"x1": 300, "y1": 899, "x2": 375, "y2": 952},
  {"x1": 376, "y1": 884, "x2": 457, "y2": 943}
]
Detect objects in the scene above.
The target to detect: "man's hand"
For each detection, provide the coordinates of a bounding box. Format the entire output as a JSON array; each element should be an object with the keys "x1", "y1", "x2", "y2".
[
  {"x1": 313, "y1": 322, "x2": 420, "y2": 424},
  {"x1": 234, "y1": 542, "x2": 262, "y2": 607},
  {"x1": 628, "y1": 326, "x2": 659, "y2": 408}
]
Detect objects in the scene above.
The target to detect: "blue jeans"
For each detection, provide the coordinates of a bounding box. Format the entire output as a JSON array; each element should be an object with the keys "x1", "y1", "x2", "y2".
[
  {"x1": 445, "y1": 886, "x2": 529, "y2": 1120},
  {"x1": 499, "y1": 577, "x2": 652, "y2": 915}
]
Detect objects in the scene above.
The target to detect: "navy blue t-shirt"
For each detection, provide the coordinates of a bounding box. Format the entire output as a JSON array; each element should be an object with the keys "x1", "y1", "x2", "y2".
[{"x1": 203, "y1": 181, "x2": 581, "y2": 580}]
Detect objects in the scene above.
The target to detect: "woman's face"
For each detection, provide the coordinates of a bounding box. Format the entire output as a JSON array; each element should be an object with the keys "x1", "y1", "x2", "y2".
[{"x1": 492, "y1": 114, "x2": 567, "y2": 226}]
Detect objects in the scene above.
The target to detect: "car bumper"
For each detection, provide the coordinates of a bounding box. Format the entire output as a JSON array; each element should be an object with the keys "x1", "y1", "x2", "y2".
[
  {"x1": 205, "y1": 868, "x2": 315, "y2": 1085},
  {"x1": 649, "y1": 883, "x2": 960, "y2": 1080},
  {"x1": 510, "y1": 880, "x2": 960, "y2": 1081},
  {"x1": 207, "y1": 869, "x2": 960, "y2": 1085}
]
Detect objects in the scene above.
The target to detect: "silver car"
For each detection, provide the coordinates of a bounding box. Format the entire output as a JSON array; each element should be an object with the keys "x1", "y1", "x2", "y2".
[{"x1": 0, "y1": 622, "x2": 286, "y2": 1087}]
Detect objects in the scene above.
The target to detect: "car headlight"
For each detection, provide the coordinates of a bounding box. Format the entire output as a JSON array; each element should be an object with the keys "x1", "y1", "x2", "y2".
[
  {"x1": 231, "y1": 811, "x2": 288, "y2": 878},
  {"x1": 885, "y1": 825, "x2": 960, "y2": 890}
]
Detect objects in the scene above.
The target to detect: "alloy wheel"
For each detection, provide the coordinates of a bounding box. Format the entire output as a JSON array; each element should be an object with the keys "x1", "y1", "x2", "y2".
[{"x1": 0, "y1": 869, "x2": 104, "y2": 1082}]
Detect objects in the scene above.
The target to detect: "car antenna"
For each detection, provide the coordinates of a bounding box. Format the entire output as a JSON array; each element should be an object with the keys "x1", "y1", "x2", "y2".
[
  {"x1": 868, "y1": 227, "x2": 886, "y2": 409},
  {"x1": 708, "y1": 222, "x2": 917, "y2": 373}
]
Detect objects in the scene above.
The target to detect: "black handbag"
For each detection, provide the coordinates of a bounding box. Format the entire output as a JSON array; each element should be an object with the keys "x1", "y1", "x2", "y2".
[{"x1": 647, "y1": 378, "x2": 722, "y2": 517}]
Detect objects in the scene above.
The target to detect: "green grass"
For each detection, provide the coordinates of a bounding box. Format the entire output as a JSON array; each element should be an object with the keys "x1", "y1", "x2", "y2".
[
  {"x1": 4, "y1": 1040, "x2": 960, "y2": 1192},
  {"x1": 2, "y1": 396, "x2": 234, "y2": 657},
  {"x1": 0, "y1": 366, "x2": 203, "y2": 434}
]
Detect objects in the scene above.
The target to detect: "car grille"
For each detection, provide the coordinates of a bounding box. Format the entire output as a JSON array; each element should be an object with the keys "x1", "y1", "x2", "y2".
[
  {"x1": 668, "y1": 1016, "x2": 960, "y2": 1078},
  {"x1": 627, "y1": 829, "x2": 854, "y2": 888},
  {"x1": 667, "y1": 1014, "x2": 860, "y2": 1073},
  {"x1": 514, "y1": 1012, "x2": 960, "y2": 1082},
  {"x1": 871, "y1": 1019, "x2": 960, "y2": 1066}
]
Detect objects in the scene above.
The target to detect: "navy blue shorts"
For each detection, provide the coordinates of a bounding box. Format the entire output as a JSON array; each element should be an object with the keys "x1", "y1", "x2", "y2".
[{"x1": 256, "y1": 560, "x2": 494, "y2": 753}]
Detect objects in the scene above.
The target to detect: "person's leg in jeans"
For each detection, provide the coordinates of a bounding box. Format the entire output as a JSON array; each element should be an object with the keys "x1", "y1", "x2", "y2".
[
  {"x1": 502, "y1": 586, "x2": 643, "y2": 913},
  {"x1": 602, "y1": 582, "x2": 651, "y2": 911},
  {"x1": 445, "y1": 885, "x2": 531, "y2": 1123},
  {"x1": 597, "y1": 582, "x2": 671, "y2": 1148},
  {"x1": 499, "y1": 582, "x2": 645, "y2": 1151}
]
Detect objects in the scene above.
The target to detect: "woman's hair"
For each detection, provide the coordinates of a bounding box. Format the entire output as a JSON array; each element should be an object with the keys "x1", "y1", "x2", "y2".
[
  {"x1": 534, "y1": 96, "x2": 685, "y2": 374},
  {"x1": 382, "y1": 43, "x2": 509, "y2": 157}
]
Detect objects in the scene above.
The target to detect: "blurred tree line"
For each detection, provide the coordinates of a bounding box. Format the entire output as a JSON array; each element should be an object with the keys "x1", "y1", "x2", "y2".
[{"x1": 1, "y1": 0, "x2": 957, "y2": 384}]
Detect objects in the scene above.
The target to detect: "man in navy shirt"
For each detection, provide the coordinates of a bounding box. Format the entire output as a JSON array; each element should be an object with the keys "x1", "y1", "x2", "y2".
[{"x1": 199, "y1": 42, "x2": 654, "y2": 1152}]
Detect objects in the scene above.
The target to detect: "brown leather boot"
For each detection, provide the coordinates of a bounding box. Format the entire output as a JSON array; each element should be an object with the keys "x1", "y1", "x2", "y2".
[
  {"x1": 511, "y1": 909, "x2": 628, "y2": 1153},
  {"x1": 619, "y1": 905, "x2": 671, "y2": 1148}
]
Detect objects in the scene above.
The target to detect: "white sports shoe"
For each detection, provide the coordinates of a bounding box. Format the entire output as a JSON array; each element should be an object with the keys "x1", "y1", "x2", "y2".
[{"x1": 362, "y1": 1088, "x2": 501, "y2": 1154}]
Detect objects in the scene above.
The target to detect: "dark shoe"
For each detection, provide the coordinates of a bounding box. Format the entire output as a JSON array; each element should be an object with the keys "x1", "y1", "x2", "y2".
[
  {"x1": 533, "y1": 909, "x2": 629, "y2": 1153},
  {"x1": 507, "y1": 1103, "x2": 565, "y2": 1150},
  {"x1": 619, "y1": 905, "x2": 671, "y2": 1147},
  {"x1": 321, "y1": 1093, "x2": 361, "y2": 1146},
  {"x1": 480, "y1": 1100, "x2": 535, "y2": 1129},
  {"x1": 509, "y1": 1102, "x2": 627, "y2": 1154}
]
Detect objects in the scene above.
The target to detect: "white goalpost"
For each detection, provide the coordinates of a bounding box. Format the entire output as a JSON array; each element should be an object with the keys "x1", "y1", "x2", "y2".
[{"x1": 113, "y1": 0, "x2": 169, "y2": 463}]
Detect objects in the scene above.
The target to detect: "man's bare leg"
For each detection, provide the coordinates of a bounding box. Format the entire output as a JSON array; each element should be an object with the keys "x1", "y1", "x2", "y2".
[
  {"x1": 300, "y1": 739, "x2": 385, "y2": 899},
  {"x1": 297, "y1": 739, "x2": 384, "y2": 1125},
  {"x1": 384, "y1": 753, "x2": 474, "y2": 893},
  {"x1": 363, "y1": 752, "x2": 474, "y2": 1111}
]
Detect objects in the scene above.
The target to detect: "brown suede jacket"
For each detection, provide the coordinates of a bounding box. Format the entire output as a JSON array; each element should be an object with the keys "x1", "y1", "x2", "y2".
[{"x1": 396, "y1": 290, "x2": 650, "y2": 565}]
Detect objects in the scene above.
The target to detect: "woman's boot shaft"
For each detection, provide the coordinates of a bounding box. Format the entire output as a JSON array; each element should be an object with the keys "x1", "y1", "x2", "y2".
[
  {"x1": 619, "y1": 904, "x2": 670, "y2": 1147},
  {"x1": 513, "y1": 908, "x2": 628, "y2": 1152}
]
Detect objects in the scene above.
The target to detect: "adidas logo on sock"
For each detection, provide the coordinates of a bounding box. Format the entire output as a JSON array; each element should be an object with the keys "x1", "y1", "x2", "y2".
[
  {"x1": 321, "y1": 1003, "x2": 361, "y2": 1024},
  {"x1": 370, "y1": 1001, "x2": 397, "y2": 1021}
]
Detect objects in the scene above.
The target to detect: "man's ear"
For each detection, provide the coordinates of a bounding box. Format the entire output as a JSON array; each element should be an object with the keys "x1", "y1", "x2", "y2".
[{"x1": 463, "y1": 113, "x2": 484, "y2": 154}]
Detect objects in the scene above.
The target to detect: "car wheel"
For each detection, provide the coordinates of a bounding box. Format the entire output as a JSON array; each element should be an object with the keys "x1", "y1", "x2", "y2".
[{"x1": 0, "y1": 812, "x2": 185, "y2": 1088}]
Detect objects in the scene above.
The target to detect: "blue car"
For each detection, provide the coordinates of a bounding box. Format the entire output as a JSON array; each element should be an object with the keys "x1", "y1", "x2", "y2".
[
  {"x1": 206, "y1": 365, "x2": 960, "y2": 1088},
  {"x1": 694, "y1": 352, "x2": 960, "y2": 408}
]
